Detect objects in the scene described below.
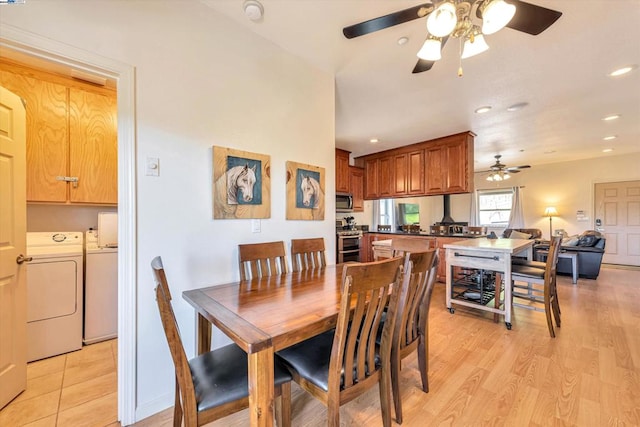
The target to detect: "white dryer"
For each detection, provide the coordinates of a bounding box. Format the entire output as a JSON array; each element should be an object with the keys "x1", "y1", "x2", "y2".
[
  {"x1": 26, "y1": 232, "x2": 84, "y2": 362},
  {"x1": 84, "y1": 229, "x2": 118, "y2": 344}
]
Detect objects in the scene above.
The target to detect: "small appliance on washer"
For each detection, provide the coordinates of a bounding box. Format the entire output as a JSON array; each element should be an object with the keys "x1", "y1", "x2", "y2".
[
  {"x1": 84, "y1": 212, "x2": 118, "y2": 344},
  {"x1": 26, "y1": 231, "x2": 84, "y2": 362}
]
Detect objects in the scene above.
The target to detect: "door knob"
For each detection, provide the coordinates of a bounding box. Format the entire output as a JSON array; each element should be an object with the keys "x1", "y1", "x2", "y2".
[{"x1": 16, "y1": 254, "x2": 33, "y2": 264}]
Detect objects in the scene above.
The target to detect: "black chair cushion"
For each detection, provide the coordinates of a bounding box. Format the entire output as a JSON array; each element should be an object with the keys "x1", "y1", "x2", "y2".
[
  {"x1": 511, "y1": 264, "x2": 546, "y2": 279},
  {"x1": 512, "y1": 258, "x2": 546, "y2": 269},
  {"x1": 190, "y1": 343, "x2": 292, "y2": 412},
  {"x1": 276, "y1": 330, "x2": 335, "y2": 392}
]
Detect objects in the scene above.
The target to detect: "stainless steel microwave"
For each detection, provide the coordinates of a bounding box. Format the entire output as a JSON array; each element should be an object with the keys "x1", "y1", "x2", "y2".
[{"x1": 336, "y1": 193, "x2": 353, "y2": 212}]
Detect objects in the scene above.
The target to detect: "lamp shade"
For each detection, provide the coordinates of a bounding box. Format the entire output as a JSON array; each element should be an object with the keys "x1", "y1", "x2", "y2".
[
  {"x1": 482, "y1": 0, "x2": 516, "y2": 35},
  {"x1": 461, "y1": 33, "x2": 489, "y2": 59},
  {"x1": 544, "y1": 207, "x2": 558, "y2": 217},
  {"x1": 417, "y1": 37, "x2": 442, "y2": 60},
  {"x1": 427, "y1": 2, "x2": 457, "y2": 37}
]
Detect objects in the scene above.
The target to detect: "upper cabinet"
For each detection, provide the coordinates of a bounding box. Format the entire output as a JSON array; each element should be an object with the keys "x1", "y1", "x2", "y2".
[
  {"x1": 0, "y1": 60, "x2": 118, "y2": 205},
  {"x1": 335, "y1": 148, "x2": 350, "y2": 193},
  {"x1": 335, "y1": 148, "x2": 364, "y2": 212},
  {"x1": 355, "y1": 131, "x2": 474, "y2": 199}
]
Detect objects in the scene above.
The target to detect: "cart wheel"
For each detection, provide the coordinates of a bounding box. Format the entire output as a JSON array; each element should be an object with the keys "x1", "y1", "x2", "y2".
[
  {"x1": 505, "y1": 322, "x2": 512, "y2": 330},
  {"x1": 448, "y1": 307, "x2": 455, "y2": 314}
]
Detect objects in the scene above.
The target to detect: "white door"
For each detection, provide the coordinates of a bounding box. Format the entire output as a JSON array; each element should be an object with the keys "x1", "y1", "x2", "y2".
[
  {"x1": 595, "y1": 180, "x2": 640, "y2": 266},
  {"x1": 0, "y1": 86, "x2": 28, "y2": 408}
]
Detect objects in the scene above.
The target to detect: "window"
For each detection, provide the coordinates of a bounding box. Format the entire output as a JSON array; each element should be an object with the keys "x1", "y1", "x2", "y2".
[
  {"x1": 477, "y1": 189, "x2": 513, "y2": 227},
  {"x1": 378, "y1": 199, "x2": 395, "y2": 226}
]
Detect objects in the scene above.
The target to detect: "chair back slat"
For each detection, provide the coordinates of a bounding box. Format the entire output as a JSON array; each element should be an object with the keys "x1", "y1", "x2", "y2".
[
  {"x1": 239, "y1": 241, "x2": 289, "y2": 280},
  {"x1": 291, "y1": 238, "x2": 326, "y2": 272},
  {"x1": 331, "y1": 257, "x2": 403, "y2": 393},
  {"x1": 151, "y1": 256, "x2": 198, "y2": 420},
  {"x1": 396, "y1": 250, "x2": 437, "y2": 348}
]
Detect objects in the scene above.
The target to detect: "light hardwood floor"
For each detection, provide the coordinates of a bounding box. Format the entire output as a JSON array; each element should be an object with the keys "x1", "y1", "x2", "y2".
[{"x1": 3, "y1": 266, "x2": 639, "y2": 426}]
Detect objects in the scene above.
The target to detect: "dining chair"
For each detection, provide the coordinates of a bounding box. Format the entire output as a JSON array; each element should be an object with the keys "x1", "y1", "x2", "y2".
[
  {"x1": 276, "y1": 257, "x2": 404, "y2": 427},
  {"x1": 290, "y1": 237, "x2": 326, "y2": 271},
  {"x1": 151, "y1": 256, "x2": 292, "y2": 427},
  {"x1": 388, "y1": 249, "x2": 438, "y2": 424},
  {"x1": 391, "y1": 237, "x2": 437, "y2": 257},
  {"x1": 510, "y1": 235, "x2": 562, "y2": 337},
  {"x1": 238, "y1": 241, "x2": 289, "y2": 280}
]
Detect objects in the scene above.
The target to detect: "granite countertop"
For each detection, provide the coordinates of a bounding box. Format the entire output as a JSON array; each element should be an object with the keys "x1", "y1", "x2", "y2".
[{"x1": 365, "y1": 231, "x2": 484, "y2": 238}]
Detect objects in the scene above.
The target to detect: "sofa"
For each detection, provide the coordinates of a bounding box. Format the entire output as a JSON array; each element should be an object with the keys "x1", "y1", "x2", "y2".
[{"x1": 534, "y1": 230, "x2": 606, "y2": 279}]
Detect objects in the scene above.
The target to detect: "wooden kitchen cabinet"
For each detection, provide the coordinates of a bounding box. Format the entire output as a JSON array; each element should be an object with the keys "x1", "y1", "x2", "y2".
[
  {"x1": 356, "y1": 131, "x2": 473, "y2": 199},
  {"x1": 349, "y1": 166, "x2": 364, "y2": 212},
  {"x1": 335, "y1": 148, "x2": 350, "y2": 193},
  {"x1": 425, "y1": 133, "x2": 474, "y2": 195},
  {"x1": 394, "y1": 150, "x2": 424, "y2": 196},
  {"x1": 0, "y1": 60, "x2": 117, "y2": 204}
]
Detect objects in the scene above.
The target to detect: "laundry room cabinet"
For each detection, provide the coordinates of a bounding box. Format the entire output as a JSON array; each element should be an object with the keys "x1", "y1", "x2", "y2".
[{"x1": 0, "y1": 60, "x2": 117, "y2": 205}]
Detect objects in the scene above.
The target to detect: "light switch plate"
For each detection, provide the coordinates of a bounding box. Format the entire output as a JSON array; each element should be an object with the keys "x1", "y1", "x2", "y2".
[
  {"x1": 251, "y1": 219, "x2": 261, "y2": 233},
  {"x1": 146, "y1": 157, "x2": 159, "y2": 176}
]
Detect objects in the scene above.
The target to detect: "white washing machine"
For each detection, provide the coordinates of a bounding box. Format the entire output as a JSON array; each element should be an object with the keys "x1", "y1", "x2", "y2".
[
  {"x1": 84, "y1": 227, "x2": 118, "y2": 344},
  {"x1": 26, "y1": 232, "x2": 84, "y2": 362}
]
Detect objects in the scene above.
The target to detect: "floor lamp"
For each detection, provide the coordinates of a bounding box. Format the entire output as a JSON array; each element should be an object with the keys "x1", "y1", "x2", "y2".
[{"x1": 544, "y1": 207, "x2": 558, "y2": 239}]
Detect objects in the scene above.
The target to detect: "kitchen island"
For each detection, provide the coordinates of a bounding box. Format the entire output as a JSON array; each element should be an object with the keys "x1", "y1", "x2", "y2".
[{"x1": 363, "y1": 231, "x2": 484, "y2": 282}]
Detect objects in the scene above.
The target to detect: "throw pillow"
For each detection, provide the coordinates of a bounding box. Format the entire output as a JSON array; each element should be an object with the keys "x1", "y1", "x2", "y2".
[
  {"x1": 563, "y1": 235, "x2": 580, "y2": 246},
  {"x1": 509, "y1": 230, "x2": 531, "y2": 239},
  {"x1": 578, "y1": 234, "x2": 599, "y2": 247}
]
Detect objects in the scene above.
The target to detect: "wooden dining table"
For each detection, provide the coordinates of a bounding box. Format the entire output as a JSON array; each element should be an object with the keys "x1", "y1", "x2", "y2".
[{"x1": 182, "y1": 265, "x2": 346, "y2": 427}]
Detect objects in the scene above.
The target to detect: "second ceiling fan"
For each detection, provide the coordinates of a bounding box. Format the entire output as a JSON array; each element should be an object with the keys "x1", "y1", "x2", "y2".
[{"x1": 343, "y1": 0, "x2": 562, "y2": 74}]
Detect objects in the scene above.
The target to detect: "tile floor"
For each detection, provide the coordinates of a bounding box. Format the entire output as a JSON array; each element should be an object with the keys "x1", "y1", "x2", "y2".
[{"x1": 0, "y1": 339, "x2": 118, "y2": 427}]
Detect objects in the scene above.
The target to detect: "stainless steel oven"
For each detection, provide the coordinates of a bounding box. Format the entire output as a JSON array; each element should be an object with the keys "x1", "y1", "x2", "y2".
[{"x1": 337, "y1": 231, "x2": 362, "y2": 263}]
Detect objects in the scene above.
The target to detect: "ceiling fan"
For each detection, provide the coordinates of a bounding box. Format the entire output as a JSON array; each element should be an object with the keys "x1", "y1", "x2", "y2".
[
  {"x1": 483, "y1": 154, "x2": 531, "y2": 181},
  {"x1": 343, "y1": 0, "x2": 562, "y2": 75}
]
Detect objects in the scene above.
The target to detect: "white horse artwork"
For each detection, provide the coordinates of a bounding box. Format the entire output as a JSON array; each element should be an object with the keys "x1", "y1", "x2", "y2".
[
  {"x1": 300, "y1": 175, "x2": 322, "y2": 209},
  {"x1": 226, "y1": 164, "x2": 257, "y2": 205},
  {"x1": 214, "y1": 163, "x2": 260, "y2": 219}
]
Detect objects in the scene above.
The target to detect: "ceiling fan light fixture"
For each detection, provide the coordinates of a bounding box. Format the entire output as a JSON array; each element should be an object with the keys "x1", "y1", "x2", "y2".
[
  {"x1": 417, "y1": 36, "x2": 442, "y2": 60},
  {"x1": 461, "y1": 33, "x2": 489, "y2": 59},
  {"x1": 481, "y1": 0, "x2": 516, "y2": 35},
  {"x1": 426, "y1": 2, "x2": 457, "y2": 37}
]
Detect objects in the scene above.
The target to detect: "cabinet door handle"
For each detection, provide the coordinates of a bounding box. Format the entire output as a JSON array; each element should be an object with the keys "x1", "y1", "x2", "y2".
[
  {"x1": 16, "y1": 254, "x2": 33, "y2": 265},
  {"x1": 55, "y1": 176, "x2": 79, "y2": 188}
]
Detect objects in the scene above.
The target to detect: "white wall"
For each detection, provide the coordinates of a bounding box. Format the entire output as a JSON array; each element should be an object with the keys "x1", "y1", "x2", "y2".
[
  {"x1": 354, "y1": 152, "x2": 640, "y2": 237},
  {"x1": 1, "y1": 0, "x2": 335, "y2": 421}
]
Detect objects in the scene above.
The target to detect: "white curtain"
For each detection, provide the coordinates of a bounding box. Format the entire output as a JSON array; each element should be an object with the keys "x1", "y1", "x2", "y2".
[
  {"x1": 468, "y1": 190, "x2": 479, "y2": 226},
  {"x1": 372, "y1": 200, "x2": 381, "y2": 230},
  {"x1": 506, "y1": 186, "x2": 525, "y2": 228}
]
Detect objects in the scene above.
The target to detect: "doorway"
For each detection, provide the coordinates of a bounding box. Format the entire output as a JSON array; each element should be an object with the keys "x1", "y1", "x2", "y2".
[
  {"x1": 594, "y1": 180, "x2": 640, "y2": 266},
  {"x1": 0, "y1": 27, "x2": 136, "y2": 424}
]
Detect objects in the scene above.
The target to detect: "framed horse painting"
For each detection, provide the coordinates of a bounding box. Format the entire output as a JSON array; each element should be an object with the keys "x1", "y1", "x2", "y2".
[
  {"x1": 286, "y1": 161, "x2": 325, "y2": 221},
  {"x1": 213, "y1": 146, "x2": 271, "y2": 219}
]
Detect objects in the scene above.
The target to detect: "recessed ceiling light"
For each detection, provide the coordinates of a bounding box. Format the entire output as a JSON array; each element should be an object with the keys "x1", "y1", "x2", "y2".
[
  {"x1": 507, "y1": 102, "x2": 528, "y2": 112},
  {"x1": 475, "y1": 106, "x2": 491, "y2": 114},
  {"x1": 602, "y1": 148, "x2": 614, "y2": 153},
  {"x1": 603, "y1": 135, "x2": 617, "y2": 141},
  {"x1": 243, "y1": 0, "x2": 264, "y2": 21},
  {"x1": 608, "y1": 65, "x2": 637, "y2": 77},
  {"x1": 370, "y1": 138, "x2": 379, "y2": 144},
  {"x1": 544, "y1": 150, "x2": 556, "y2": 154},
  {"x1": 397, "y1": 37, "x2": 409, "y2": 45},
  {"x1": 602, "y1": 114, "x2": 621, "y2": 121}
]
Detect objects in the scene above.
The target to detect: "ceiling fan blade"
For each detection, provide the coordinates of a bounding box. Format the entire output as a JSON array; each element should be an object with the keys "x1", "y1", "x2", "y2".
[
  {"x1": 412, "y1": 58, "x2": 435, "y2": 73},
  {"x1": 506, "y1": 165, "x2": 531, "y2": 171},
  {"x1": 504, "y1": 0, "x2": 562, "y2": 35},
  {"x1": 412, "y1": 35, "x2": 449, "y2": 74},
  {"x1": 343, "y1": 3, "x2": 433, "y2": 39}
]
